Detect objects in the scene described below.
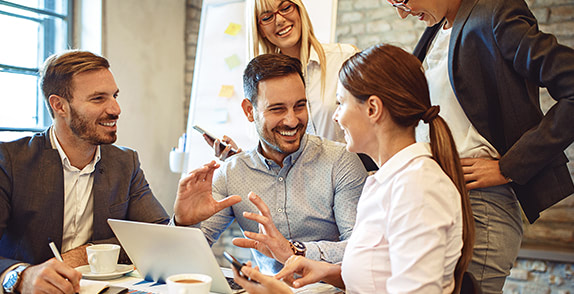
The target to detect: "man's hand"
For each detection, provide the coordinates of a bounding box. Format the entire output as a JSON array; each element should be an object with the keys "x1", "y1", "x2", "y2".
[
  {"x1": 173, "y1": 161, "x2": 242, "y2": 225},
  {"x1": 275, "y1": 255, "x2": 344, "y2": 289},
  {"x1": 461, "y1": 158, "x2": 510, "y2": 190},
  {"x1": 61, "y1": 244, "x2": 90, "y2": 268},
  {"x1": 232, "y1": 261, "x2": 292, "y2": 294},
  {"x1": 18, "y1": 258, "x2": 81, "y2": 294},
  {"x1": 232, "y1": 192, "x2": 293, "y2": 263},
  {"x1": 202, "y1": 134, "x2": 242, "y2": 161}
]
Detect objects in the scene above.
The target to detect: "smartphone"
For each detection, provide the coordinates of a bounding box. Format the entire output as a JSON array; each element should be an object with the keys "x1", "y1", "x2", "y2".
[
  {"x1": 223, "y1": 251, "x2": 245, "y2": 272},
  {"x1": 192, "y1": 125, "x2": 238, "y2": 155}
]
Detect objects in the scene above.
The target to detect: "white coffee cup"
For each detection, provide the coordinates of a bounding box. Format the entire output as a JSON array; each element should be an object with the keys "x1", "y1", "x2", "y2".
[
  {"x1": 86, "y1": 244, "x2": 120, "y2": 274},
  {"x1": 166, "y1": 273, "x2": 212, "y2": 294}
]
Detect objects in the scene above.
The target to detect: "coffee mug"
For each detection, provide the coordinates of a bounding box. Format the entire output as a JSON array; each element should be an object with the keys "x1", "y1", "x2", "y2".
[
  {"x1": 166, "y1": 273, "x2": 212, "y2": 294},
  {"x1": 86, "y1": 244, "x2": 120, "y2": 274}
]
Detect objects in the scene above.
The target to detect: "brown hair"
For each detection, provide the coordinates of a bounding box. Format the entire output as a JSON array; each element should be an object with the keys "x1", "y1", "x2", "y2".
[
  {"x1": 243, "y1": 53, "x2": 304, "y2": 107},
  {"x1": 40, "y1": 50, "x2": 110, "y2": 117},
  {"x1": 339, "y1": 44, "x2": 474, "y2": 294}
]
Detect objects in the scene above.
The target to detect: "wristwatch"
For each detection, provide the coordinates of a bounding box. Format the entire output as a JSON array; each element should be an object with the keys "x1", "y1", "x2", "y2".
[
  {"x1": 289, "y1": 240, "x2": 306, "y2": 256},
  {"x1": 2, "y1": 264, "x2": 29, "y2": 293}
]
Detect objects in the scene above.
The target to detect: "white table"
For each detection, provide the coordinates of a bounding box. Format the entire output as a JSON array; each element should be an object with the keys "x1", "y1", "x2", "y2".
[{"x1": 80, "y1": 268, "x2": 344, "y2": 294}]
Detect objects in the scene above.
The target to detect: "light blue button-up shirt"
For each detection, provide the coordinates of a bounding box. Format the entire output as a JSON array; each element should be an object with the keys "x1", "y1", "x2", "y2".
[{"x1": 200, "y1": 134, "x2": 367, "y2": 274}]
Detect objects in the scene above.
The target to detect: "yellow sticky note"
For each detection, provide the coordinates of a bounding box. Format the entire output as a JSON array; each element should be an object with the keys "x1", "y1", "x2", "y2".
[
  {"x1": 218, "y1": 85, "x2": 234, "y2": 98},
  {"x1": 225, "y1": 54, "x2": 241, "y2": 70},
  {"x1": 224, "y1": 22, "x2": 242, "y2": 36}
]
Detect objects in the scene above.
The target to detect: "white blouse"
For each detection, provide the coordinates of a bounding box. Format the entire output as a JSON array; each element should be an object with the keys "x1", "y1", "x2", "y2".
[
  {"x1": 341, "y1": 143, "x2": 462, "y2": 293},
  {"x1": 305, "y1": 43, "x2": 358, "y2": 143}
]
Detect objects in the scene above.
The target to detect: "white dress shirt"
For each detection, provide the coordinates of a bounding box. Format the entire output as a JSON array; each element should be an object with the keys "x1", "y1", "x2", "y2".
[
  {"x1": 417, "y1": 26, "x2": 500, "y2": 159},
  {"x1": 50, "y1": 127, "x2": 100, "y2": 252},
  {"x1": 305, "y1": 43, "x2": 359, "y2": 143},
  {"x1": 341, "y1": 143, "x2": 462, "y2": 293}
]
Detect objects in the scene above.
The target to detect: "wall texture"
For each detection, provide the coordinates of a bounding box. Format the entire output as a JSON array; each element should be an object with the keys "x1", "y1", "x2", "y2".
[{"x1": 104, "y1": 0, "x2": 186, "y2": 214}]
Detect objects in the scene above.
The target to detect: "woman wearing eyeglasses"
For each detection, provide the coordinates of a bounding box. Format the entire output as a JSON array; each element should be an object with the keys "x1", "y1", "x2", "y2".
[
  {"x1": 387, "y1": 0, "x2": 574, "y2": 292},
  {"x1": 231, "y1": 44, "x2": 475, "y2": 294},
  {"x1": 246, "y1": 0, "x2": 356, "y2": 145},
  {"x1": 209, "y1": 0, "x2": 376, "y2": 170}
]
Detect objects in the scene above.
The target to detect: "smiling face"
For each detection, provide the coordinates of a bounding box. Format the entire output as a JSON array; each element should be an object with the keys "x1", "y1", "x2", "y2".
[
  {"x1": 65, "y1": 68, "x2": 121, "y2": 145},
  {"x1": 257, "y1": 0, "x2": 302, "y2": 58},
  {"x1": 243, "y1": 72, "x2": 307, "y2": 165},
  {"x1": 395, "y1": 0, "x2": 461, "y2": 28},
  {"x1": 333, "y1": 82, "x2": 371, "y2": 154}
]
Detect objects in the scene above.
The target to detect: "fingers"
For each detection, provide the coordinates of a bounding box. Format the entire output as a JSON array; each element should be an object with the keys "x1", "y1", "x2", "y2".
[
  {"x1": 275, "y1": 255, "x2": 303, "y2": 280},
  {"x1": 248, "y1": 192, "x2": 272, "y2": 217},
  {"x1": 215, "y1": 195, "x2": 243, "y2": 211},
  {"x1": 22, "y1": 259, "x2": 81, "y2": 294},
  {"x1": 232, "y1": 237, "x2": 258, "y2": 249},
  {"x1": 221, "y1": 135, "x2": 239, "y2": 149},
  {"x1": 179, "y1": 160, "x2": 219, "y2": 186},
  {"x1": 202, "y1": 133, "x2": 215, "y2": 146}
]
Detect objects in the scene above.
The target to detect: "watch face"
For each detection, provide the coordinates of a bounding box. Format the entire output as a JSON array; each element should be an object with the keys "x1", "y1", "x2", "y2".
[
  {"x1": 2, "y1": 271, "x2": 18, "y2": 290},
  {"x1": 292, "y1": 241, "x2": 305, "y2": 250}
]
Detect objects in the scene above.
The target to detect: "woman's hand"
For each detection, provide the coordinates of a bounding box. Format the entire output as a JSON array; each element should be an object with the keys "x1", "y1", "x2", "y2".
[
  {"x1": 232, "y1": 261, "x2": 293, "y2": 294},
  {"x1": 275, "y1": 255, "x2": 344, "y2": 289}
]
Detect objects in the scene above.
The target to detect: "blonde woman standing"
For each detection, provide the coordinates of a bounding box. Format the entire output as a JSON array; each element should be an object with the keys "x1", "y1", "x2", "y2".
[{"x1": 246, "y1": 0, "x2": 355, "y2": 144}]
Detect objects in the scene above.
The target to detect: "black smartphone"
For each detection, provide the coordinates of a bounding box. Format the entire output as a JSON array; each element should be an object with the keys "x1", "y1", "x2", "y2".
[
  {"x1": 223, "y1": 251, "x2": 245, "y2": 272},
  {"x1": 192, "y1": 125, "x2": 238, "y2": 155}
]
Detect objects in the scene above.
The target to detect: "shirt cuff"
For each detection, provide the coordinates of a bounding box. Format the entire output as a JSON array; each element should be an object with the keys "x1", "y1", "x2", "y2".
[
  {"x1": 302, "y1": 242, "x2": 324, "y2": 262},
  {"x1": 169, "y1": 215, "x2": 201, "y2": 228}
]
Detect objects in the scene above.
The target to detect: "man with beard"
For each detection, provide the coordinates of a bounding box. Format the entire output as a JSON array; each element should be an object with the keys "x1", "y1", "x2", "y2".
[
  {"x1": 173, "y1": 54, "x2": 367, "y2": 274},
  {"x1": 0, "y1": 51, "x2": 169, "y2": 294}
]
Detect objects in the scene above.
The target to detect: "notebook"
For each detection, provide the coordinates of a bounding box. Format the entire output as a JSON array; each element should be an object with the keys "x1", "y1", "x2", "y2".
[{"x1": 107, "y1": 219, "x2": 244, "y2": 294}]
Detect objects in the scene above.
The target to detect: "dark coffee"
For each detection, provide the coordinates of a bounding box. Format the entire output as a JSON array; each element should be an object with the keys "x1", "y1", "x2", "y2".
[{"x1": 175, "y1": 279, "x2": 203, "y2": 284}]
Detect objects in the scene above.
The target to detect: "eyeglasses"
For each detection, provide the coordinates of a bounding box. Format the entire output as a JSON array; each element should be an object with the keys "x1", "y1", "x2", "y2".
[
  {"x1": 258, "y1": 1, "x2": 297, "y2": 26},
  {"x1": 387, "y1": 0, "x2": 412, "y2": 12}
]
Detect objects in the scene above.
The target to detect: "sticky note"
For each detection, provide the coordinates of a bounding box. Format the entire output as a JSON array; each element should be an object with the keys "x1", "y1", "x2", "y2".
[
  {"x1": 225, "y1": 54, "x2": 241, "y2": 70},
  {"x1": 224, "y1": 22, "x2": 242, "y2": 36},
  {"x1": 218, "y1": 85, "x2": 234, "y2": 98}
]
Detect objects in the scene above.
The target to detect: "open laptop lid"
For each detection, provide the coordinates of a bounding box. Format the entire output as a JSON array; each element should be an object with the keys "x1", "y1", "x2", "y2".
[{"x1": 107, "y1": 219, "x2": 234, "y2": 294}]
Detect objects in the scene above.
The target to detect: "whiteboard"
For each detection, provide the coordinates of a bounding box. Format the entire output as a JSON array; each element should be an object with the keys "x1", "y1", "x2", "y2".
[{"x1": 183, "y1": 0, "x2": 337, "y2": 173}]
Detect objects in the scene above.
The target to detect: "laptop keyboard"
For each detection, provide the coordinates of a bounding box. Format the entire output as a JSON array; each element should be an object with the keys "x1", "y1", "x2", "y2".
[{"x1": 226, "y1": 277, "x2": 245, "y2": 291}]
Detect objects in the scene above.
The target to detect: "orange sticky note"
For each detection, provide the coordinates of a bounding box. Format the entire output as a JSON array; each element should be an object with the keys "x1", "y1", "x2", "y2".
[
  {"x1": 218, "y1": 85, "x2": 234, "y2": 98},
  {"x1": 224, "y1": 23, "x2": 241, "y2": 36}
]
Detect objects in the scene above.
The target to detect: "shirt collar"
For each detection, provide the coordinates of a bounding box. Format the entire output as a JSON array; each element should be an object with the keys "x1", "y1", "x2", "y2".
[
  {"x1": 371, "y1": 142, "x2": 432, "y2": 184},
  {"x1": 256, "y1": 134, "x2": 308, "y2": 169},
  {"x1": 308, "y1": 46, "x2": 320, "y2": 66},
  {"x1": 49, "y1": 126, "x2": 101, "y2": 173}
]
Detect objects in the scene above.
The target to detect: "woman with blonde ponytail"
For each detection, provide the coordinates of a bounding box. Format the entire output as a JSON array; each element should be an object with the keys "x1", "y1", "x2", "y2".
[{"x1": 231, "y1": 44, "x2": 474, "y2": 294}]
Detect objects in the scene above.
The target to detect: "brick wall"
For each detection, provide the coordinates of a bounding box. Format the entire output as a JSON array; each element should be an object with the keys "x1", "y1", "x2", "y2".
[
  {"x1": 185, "y1": 0, "x2": 574, "y2": 291},
  {"x1": 184, "y1": 0, "x2": 202, "y2": 126}
]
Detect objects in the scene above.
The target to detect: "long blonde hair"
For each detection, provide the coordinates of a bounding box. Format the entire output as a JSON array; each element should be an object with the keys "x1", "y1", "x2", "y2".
[
  {"x1": 246, "y1": 0, "x2": 327, "y2": 99},
  {"x1": 339, "y1": 44, "x2": 475, "y2": 294}
]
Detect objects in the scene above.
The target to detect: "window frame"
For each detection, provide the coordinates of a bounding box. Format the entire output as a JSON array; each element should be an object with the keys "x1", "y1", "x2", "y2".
[{"x1": 0, "y1": 0, "x2": 73, "y2": 135}]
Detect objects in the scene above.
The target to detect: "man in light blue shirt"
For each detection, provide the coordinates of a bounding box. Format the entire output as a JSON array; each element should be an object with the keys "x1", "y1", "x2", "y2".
[{"x1": 173, "y1": 54, "x2": 367, "y2": 274}]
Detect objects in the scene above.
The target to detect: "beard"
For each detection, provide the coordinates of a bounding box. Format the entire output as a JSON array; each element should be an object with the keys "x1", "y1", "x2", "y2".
[
  {"x1": 255, "y1": 121, "x2": 306, "y2": 156},
  {"x1": 69, "y1": 105, "x2": 118, "y2": 145}
]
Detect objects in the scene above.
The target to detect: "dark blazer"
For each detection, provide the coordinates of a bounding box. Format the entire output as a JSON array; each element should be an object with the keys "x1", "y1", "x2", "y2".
[
  {"x1": 0, "y1": 130, "x2": 170, "y2": 272},
  {"x1": 413, "y1": 0, "x2": 574, "y2": 223}
]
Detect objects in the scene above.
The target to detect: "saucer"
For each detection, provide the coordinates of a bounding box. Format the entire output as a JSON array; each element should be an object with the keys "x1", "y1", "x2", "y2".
[{"x1": 76, "y1": 264, "x2": 134, "y2": 280}]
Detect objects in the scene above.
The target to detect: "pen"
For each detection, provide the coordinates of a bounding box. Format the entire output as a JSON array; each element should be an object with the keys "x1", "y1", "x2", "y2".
[{"x1": 48, "y1": 238, "x2": 63, "y2": 262}]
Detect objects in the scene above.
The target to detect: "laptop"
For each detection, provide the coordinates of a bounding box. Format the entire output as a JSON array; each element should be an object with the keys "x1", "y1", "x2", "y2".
[{"x1": 107, "y1": 219, "x2": 244, "y2": 294}]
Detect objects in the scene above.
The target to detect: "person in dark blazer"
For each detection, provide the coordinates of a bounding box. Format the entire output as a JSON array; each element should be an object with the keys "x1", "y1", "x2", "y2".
[
  {"x1": 388, "y1": 0, "x2": 574, "y2": 292},
  {"x1": 0, "y1": 51, "x2": 170, "y2": 293}
]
